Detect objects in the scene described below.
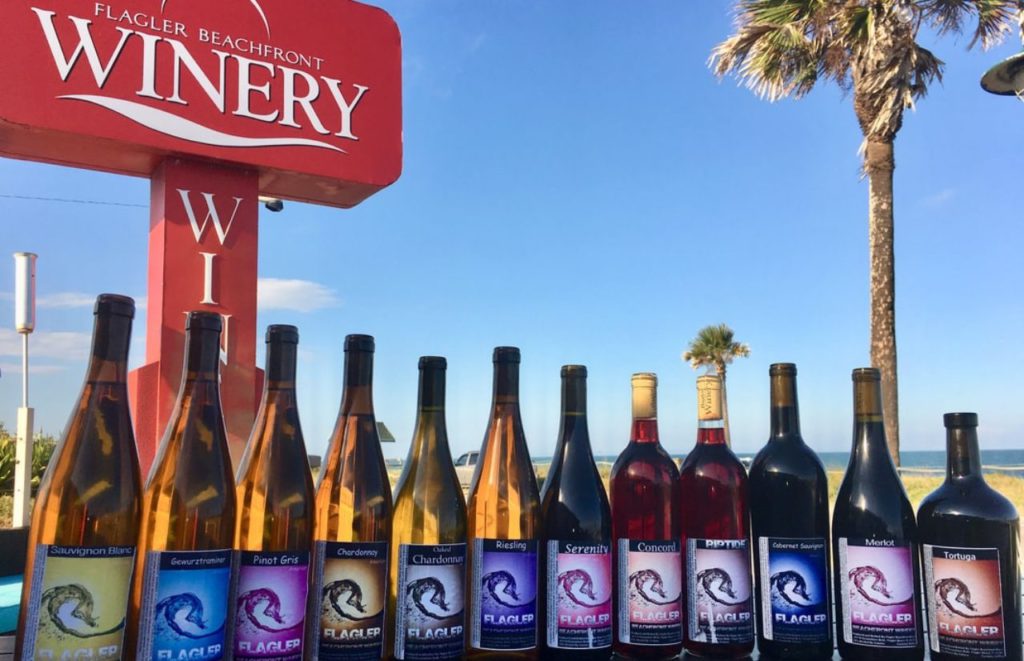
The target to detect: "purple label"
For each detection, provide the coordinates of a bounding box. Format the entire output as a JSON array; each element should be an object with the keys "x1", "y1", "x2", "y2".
[
  {"x1": 686, "y1": 538, "x2": 754, "y2": 645},
  {"x1": 470, "y1": 538, "x2": 537, "y2": 651},
  {"x1": 394, "y1": 543, "x2": 466, "y2": 660},
  {"x1": 232, "y1": 551, "x2": 309, "y2": 660},
  {"x1": 312, "y1": 541, "x2": 388, "y2": 661},
  {"x1": 617, "y1": 539, "x2": 682, "y2": 647},
  {"x1": 840, "y1": 537, "x2": 918, "y2": 648},
  {"x1": 546, "y1": 540, "x2": 612, "y2": 649}
]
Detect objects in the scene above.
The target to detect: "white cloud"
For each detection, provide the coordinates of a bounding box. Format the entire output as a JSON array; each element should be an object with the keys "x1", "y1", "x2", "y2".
[
  {"x1": 922, "y1": 188, "x2": 955, "y2": 208},
  {"x1": 257, "y1": 278, "x2": 340, "y2": 313},
  {"x1": 0, "y1": 329, "x2": 91, "y2": 361},
  {"x1": 0, "y1": 362, "x2": 66, "y2": 375},
  {"x1": 36, "y1": 292, "x2": 95, "y2": 308}
]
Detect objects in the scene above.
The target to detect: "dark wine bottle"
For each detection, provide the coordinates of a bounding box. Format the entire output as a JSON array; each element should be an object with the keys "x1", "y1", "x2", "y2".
[
  {"x1": 609, "y1": 373, "x2": 682, "y2": 660},
  {"x1": 918, "y1": 413, "x2": 1021, "y2": 661},
  {"x1": 539, "y1": 366, "x2": 612, "y2": 660},
  {"x1": 749, "y1": 363, "x2": 833, "y2": 660},
  {"x1": 832, "y1": 368, "x2": 923, "y2": 660},
  {"x1": 679, "y1": 374, "x2": 754, "y2": 658}
]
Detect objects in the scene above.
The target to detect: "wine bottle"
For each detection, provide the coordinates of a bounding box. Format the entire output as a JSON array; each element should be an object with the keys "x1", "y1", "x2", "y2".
[
  {"x1": 918, "y1": 413, "x2": 1021, "y2": 661},
  {"x1": 387, "y1": 357, "x2": 468, "y2": 661},
  {"x1": 749, "y1": 364, "x2": 833, "y2": 659},
  {"x1": 679, "y1": 374, "x2": 754, "y2": 658},
  {"x1": 539, "y1": 366, "x2": 612, "y2": 660},
  {"x1": 232, "y1": 325, "x2": 314, "y2": 661},
  {"x1": 16, "y1": 294, "x2": 141, "y2": 660},
  {"x1": 126, "y1": 311, "x2": 236, "y2": 660},
  {"x1": 609, "y1": 373, "x2": 682, "y2": 660},
  {"x1": 311, "y1": 334, "x2": 393, "y2": 661},
  {"x1": 832, "y1": 368, "x2": 924, "y2": 660},
  {"x1": 465, "y1": 347, "x2": 541, "y2": 660}
]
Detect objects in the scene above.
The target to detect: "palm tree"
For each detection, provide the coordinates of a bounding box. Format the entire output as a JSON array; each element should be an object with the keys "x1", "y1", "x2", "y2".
[
  {"x1": 683, "y1": 324, "x2": 751, "y2": 445},
  {"x1": 711, "y1": 0, "x2": 1018, "y2": 465}
]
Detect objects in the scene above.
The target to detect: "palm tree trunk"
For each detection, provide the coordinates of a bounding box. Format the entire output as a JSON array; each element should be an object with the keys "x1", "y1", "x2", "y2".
[
  {"x1": 865, "y1": 139, "x2": 900, "y2": 467},
  {"x1": 719, "y1": 364, "x2": 732, "y2": 447}
]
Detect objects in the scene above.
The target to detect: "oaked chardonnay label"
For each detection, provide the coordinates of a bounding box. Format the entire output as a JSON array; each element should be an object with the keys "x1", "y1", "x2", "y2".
[
  {"x1": 231, "y1": 551, "x2": 310, "y2": 661},
  {"x1": 685, "y1": 538, "x2": 754, "y2": 644},
  {"x1": 757, "y1": 537, "x2": 830, "y2": 643},
  {"x1": 135, "y1": 549, "x2": 232, "y2": 661},
  {"x1": 394, "y1": 543, "x2": 466, "y2": 660},
  {"x1": 311, "y1": 541, "x2": 387, "y2": 661},
  {"x1": 545, "y1": 541, "x2": 612, "y2": 650},
  {"x1": 21, "y1": 545, "x2": 134, "y2": 660},
  {"x1": 923, "y1": 544, "x2": 1006, "y2": 658},
  {"x1": 470, "y1": 539, "x2": 538, "y2": 651},
  {"x1": 616, "y1": 539, "x2": 682, "y2": 646},
  {"x1": 838, "y1": 537, "x2": 918, "y2": 648}
]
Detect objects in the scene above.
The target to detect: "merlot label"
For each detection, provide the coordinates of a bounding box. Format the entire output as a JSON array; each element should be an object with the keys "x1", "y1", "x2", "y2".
[
  {"x1": 231, "y1": 551, "x2": 310, "y2": 660},
  {"x1": 311, "y1": 541, "x2": 387, "y2": 661},
  {"x1": 20, "y1": 544, "x2": 135, "y2": 660},
  {"x1": 394, "y1": 543, "x2": 466, "y2": 660},
  {"x1": 616, "y1": 539, "x2": 682, "y2": 647},
  {"x1": 470, "y1": 538, "x2": 538, "y2": 651},
  {"x1": 685, "y1": 538, "x2": 754, "y2": 645},
  {"x1": 924, "y1": 544, "x2": 1006, "y2": 658},
  {"x1": 757, "y1": 537, "x2": 830, "y2": 644},
  {"x1": 136, "y1": 549, "x2": 233, "y2": 661},
  {"x1": 545, "y1": 540, "x2": 612, "y2": 650},
  {"x1": 838, "y1": 537, "x2": 918, "y2": 648}
]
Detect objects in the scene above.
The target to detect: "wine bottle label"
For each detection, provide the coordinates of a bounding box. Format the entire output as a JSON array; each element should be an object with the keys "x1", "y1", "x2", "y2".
[
  {"x1": 20, "y1": 544, "x2": 135, "y2": 660},
  {"x1": 616, "y1": 539, "x2": 682, "y2": 646},
  {"x1": 545, "y1": 540, "x2": 612, "y2": 650},
  {"x1": 230, "y1": 550, "x2": 310, "y2": 661},
  {"x1": 838, "y1": 537, "x2": 918, "y2": 648},
  {"x1": 685, "y1": 538, "x2": 754, "y2": 645},
  {"x1": 923, "y1": 544, "x2": 1006, "y2": 658},
  {"x1": 394, "y1": 543, "x2": 466, "y2": 660},
  {"x1": 135, "y1": 549, "x2": 233, "y2": 661},
  {"x1": 757, "y1": 537, "x2": 830, "y2": 643},
  {"x1": 469, "y1": 538, "x2": 538, "y2": 651},
  {"x1": 310, "y1": 541, "x2": 388, "y2": 661}
]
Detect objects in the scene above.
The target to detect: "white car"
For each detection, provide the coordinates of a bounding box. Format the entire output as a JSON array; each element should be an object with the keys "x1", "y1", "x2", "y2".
[{"x1": 454, "y1": 451, "x2": 479, "y2": 489}]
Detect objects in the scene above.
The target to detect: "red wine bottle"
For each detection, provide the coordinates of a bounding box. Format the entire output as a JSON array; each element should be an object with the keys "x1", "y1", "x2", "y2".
[
  {"x1": 679, "y1": 374, "x2": 754, "y2": 658},
  {"x1": 609, "y1": 373, "x2": 682, "y2": 660},
  {"x1": 918, "y1": 413, "x2": 1021, "y2": 661}
]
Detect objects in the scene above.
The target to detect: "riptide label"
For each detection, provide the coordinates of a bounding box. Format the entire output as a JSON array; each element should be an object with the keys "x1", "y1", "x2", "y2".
[
  {"x1": 685, "y1": 538, "x2": 754, "y2": 645},
  {"x1": 20, "y1": 544, "x2": 135, "y2": 660},
  {"x1": 924, "y1": 544, "x2": 1006, "y2": 658},
  {"x1": 394, "y1": 543, "x2": 466, "y2": 660},
  {"x1": 310, "y1": 541, "x2": 387, "y2": 661},
  {"x1": 616, "y1": 539, "x2": 682, "y2": 647},
  {"x1": 757, "y1": 537, "x2": 830, "y2": 644},
  {"x1": 470, "y1": 538, "x2": 538, "y2": 651},
  {"x1": 545, "y1": 540, "x2": 612, "y2": 650},
  {"x1": 838, "y1": 537, "x2": 918, "y2": 648},
  {"x1": 230, "y1": 550, "x2": 310, "y2": 661}
]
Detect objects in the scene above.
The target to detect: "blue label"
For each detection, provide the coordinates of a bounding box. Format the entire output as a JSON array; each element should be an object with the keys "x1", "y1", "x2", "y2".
[
  {"x1": 470, "y1": 539, "x2": 538, "y2": 651},
  {"x1": 758, "y1": 537, "x2": 830, "y2": 644}
]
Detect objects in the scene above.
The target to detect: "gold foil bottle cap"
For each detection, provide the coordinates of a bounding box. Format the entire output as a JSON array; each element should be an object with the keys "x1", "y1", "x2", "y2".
[
  {"x1": 697, "y1": 374, "x2": 723, "y2": 421},
  {"x1": 631, "y1": 373, "x2": 657, "y2": 419},
  {"x1": 852, "y1": 368, "x2": 883, "y2": 419}
]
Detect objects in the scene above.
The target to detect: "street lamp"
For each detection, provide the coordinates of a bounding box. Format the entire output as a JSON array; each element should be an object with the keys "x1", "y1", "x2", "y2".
[
  {"x1": 12, "y1": 252, "x2": 36, "y2": 528},
  {"x1": 980, "y1": 15, "x2": 1024, "y2": 100}
]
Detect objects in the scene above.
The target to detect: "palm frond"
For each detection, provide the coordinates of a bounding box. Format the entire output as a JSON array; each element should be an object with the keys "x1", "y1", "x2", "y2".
[{"x1": 920, "y1": 0, "x2": 1019, "y2": 49}]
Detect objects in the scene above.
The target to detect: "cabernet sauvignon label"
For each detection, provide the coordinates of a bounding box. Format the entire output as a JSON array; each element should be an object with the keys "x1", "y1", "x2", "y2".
[
  {"x1": 545, "y1": 540, "x2": 612, "y2": 649},
  {"x1": 231, "y1": 551, "x2": 310, "y2": 661},
  {"x1": 311, "y1": 541, "x2": 388, "y2": 661},
  {"x1": 394, "y1": 543, "x2": 466, "y2": 660},
  {"x1": 757, "y1": 537, "x2": 830, "y2": 644},
  {"x1": 136, "y1": 549, "x2": 233, "y2": 661},
  {"x1": 685, "y1": 538, "x2": 754, "y2": 645},
  {"x1": 21, "y1": 545, "x2": 135, "y2": 660},
  {"x1": 470, "y1": 538, "x2": 538, "y2": 651},
  {"x1": 616, "y1": 539, "x2": 682, "y2": 647},
  {"x1": 838, "y1": 537, "x2": 918, "y2": 648},
  {"x1": 923, "y1": 544, "x2": 1006, "y2": 658}
]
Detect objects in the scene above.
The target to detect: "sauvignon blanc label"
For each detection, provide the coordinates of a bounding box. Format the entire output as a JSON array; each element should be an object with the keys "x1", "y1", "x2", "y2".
[
  {"x1": 545, "y1": 541, "x2": 612, "y2": 650},
  {"x1": 394, "y1": 543, "x2": 466, "y2": 660},
  {"x1": 311, "y1": 541, "x2": 387, "y2": 661},
  {"x1": 757, "y1": 537, "x2": 830, "y2": 644},
  {"x1": 838, "y1": 537, "x2": 918, "y2": 648},
  {"x1": 685, "y1": 538, "x2": 754, "y2": 645},
  {"x1": 231, "y1": 551, "x2": 310, "y2": 660},
  {"x1": 21, "y1": 545, "x2": 135, "y2": 660},
  {"x1": 616, "y1": 539, "x2": 682, "y2": 647},
  {"x1": 470, "y1": 539, "x2": 538, "y2": 651},
  {"x1": 924, "y1": 544, "x2": 1006, "y2": 658}
]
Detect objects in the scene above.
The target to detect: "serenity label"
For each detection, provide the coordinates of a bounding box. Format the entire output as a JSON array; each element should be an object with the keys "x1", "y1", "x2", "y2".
[
  {"x1": 685, "y1": 538, "x2": 754, "y2": 645},
  {"x1": 924, "y1": 544, "x2": 1006, "y2": 658},
  {"x1": 616, "y1": 539, "x2": 682, "y2": 647},
  {"x1": 545, "y1": 540, "x2": 612, "y2": 650},
  {"x1": 839, "y1": 537, "x2": 918, "y2": 648},
  {"x1": 231, "y1": 550, "x2": 310, "y2": 661},
  {"x1": 394, "y1": 543, "x2": 466, "y2": 660},
  {"x1": 311, "y1": 541, "x2": 387, "y2": 661},
  {"x1": 758, "y1": 537, "x2": 830, "y2": 644},
  {"x1": 470, "y1": 538, "x2": 538, "y2": 651}
]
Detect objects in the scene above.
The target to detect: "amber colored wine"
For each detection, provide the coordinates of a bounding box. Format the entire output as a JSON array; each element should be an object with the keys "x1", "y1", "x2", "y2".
[
  {"x1": 232, "y1": 325, "x2": 314, "y2": 661},
  {"x1": 311, "y1": 334, "x2": 393, "y2": 661},
  {"x1": 125, "y1": 311, "x2": 237, "y2": 659},
  {"x1": 832, "y1": 368, "x2": 923, "y2": 661},
  {"x1": 679, "y1": 374, "x2": 754, "y2": 658},
  {"x1": 918, "y1": 413, "x2": 1021, "y2": 661},
  {"x1": 465, "y1": 347, "x2": 541, "y2": 660},
  {"x1": 16, "y1": 295, "x2": 142, "y2": 660}
]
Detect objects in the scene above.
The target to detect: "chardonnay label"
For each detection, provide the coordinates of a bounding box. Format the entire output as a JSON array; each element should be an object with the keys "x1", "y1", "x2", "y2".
[
  {"x1": 616, "y1": 539, "x2": 682, "y2": 647},
  {"x1": 685, "y1": 538, "x2": 754, "y2": 645},
  {"x1": 470, "y1": 538, "x2": 538, "y2": 651},
  {"x1": 21, "y1": 544, "x2": 135, "y2": 660},
  {"x1": 757, "y1": 537, "x2": 830, "y2": 644},
  {"x1": 311, "y1": 541, "x2": 387, "y2": 661},
  {"x1": 545, "y1": 540, "x2": 612, "y2": 650},
  {"x1": 394, "y1": 543, "x2": 466, "y2": 660},
  {"x1": 923, "y1": 544, "x2": 1006, "y2": 658},
  {"x1": 231, "y1": 551, "x2": 310, "y2": 661},
  {"x1": 838, "y1": 537, "x2": 918, "y2": 648},
  {"x1": 135, "y1": 549, "x2": 232, "y2": 661}
]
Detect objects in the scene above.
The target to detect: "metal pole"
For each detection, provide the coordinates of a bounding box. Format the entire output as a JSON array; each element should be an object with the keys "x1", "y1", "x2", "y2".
[
  {"x1": 22, "y1": 333, "x2": 28, "y2": 408},
  {"x1": 12, "y1": 252, "x2": 36, "y2": 528}
]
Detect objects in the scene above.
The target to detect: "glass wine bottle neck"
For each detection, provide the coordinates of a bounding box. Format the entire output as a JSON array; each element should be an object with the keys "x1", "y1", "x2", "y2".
[
  {"x1": 183, "y1": 326, "x2": 221, "y2": 381},
  {"x1": 850, "y1": 369, "x2": 890, "y2": 462},
  {"x1": 769, "y1": 367, "x2": 802, "y2": 439},
  {"x1": 265, "y1": 340, "x2": 297, "y2": 389},
  {"x1": 944, "y1": 414, "x2": 983, "y2": 483},
  {"x1": 556, "y1": 366, "x2": 589, "y2": 451},
  {"x1": 630, "y1": 373, "x2": 660, "y2": 444},
  {"x1": 85, "y1": 307, "x2": 133, "y2": 383},
  {"x1": 341, "y1": 348, "x2": 374, "y2": 415},
  {"x1": 491, "y1": 359, "x2": 520, "y2": 409},
  {"x1": 417, "y1": 358, "x2": 446, "y2": 412}
]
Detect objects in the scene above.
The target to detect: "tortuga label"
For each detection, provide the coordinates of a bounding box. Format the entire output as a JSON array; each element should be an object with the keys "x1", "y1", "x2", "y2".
[
  {"x1": 839, "y1": 537, "x2": 919, "y2": 648},
  {"x1": 924, "y1": 544, "x2": 1007, "y2": 658}
]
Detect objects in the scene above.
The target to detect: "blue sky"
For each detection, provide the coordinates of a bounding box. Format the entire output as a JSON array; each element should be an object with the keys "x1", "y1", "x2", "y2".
[{"x1": 1, "y1": 1, "x2": 1022, "y2": 462}]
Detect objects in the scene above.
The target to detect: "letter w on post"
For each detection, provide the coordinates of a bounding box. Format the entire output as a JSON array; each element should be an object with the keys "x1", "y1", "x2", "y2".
[{"x1": 178, "y1": 189, "x2": 244, "y2": 244}]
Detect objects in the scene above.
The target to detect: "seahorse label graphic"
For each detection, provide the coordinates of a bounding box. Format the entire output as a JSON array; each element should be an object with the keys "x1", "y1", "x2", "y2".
[
  {"x1": 923, "y1": 544, "x2": 1007, "y2": 658},
  {"x1": 838, "y1": 537, "x2": 918, "y2": 648},
  {"x1": 20, "y1": 544, "x2": 135, "y2": 659},
  {"x1": 393, "y1": 543, "x2": 466, "y2": 660},
  {"x1": 616, "y1": 539, "x2": 682, "y2": 646},
  {"x1": 311, "y1": 541, "x2": 387, "y2": 661},
  {"x1": 230, "y1": 550, "x2": 310, "y2": 660},
  {"x1": 757, "y1": 537, "x2": 830, "y2": 644},
  {"x1": 470, "y1": 538, "x2": 538, "y2": 651},
  {"x1": 545, "y1": 540, "x2": 612, "y2": 650},
  {"x1": 685, "y1": 538, "x2": 754, "y2": 645}
]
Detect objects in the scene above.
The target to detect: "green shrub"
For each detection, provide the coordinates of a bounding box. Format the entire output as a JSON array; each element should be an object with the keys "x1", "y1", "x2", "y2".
[{"x1": 0, "y1": 422, "x2": 58, "y2": 495}]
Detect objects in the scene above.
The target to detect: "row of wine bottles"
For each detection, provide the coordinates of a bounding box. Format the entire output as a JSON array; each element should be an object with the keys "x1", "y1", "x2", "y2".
[{"x1": 13, "y1": 294, "x2": 1022, "y2": 661}]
